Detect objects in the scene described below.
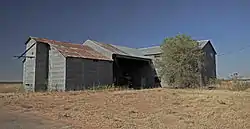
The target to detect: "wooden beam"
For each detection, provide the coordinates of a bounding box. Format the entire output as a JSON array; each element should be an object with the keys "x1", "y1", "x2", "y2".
[
  {"x1": 13, "y1": 55, "x2": 35, "y2": 59},
  {"x1": 17, "y1": 42, "x2": 36, "y2": 59}
]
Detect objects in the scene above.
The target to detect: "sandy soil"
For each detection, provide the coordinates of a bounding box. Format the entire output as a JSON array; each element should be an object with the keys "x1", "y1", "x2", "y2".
[
  {"x1": 0, "y1": 84, "x2": 22, "y2": 93},
  {"x1": 1, "y1": 88, "x2": 250, "y2": 129},
  {"x1": 0, "y1": 107, "x2": 76, "y2": 129}
]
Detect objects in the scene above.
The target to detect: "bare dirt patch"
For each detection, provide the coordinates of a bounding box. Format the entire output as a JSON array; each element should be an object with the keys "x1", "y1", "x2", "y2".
[
  {"x1": 0, "y1": 107, "x2": 76, "y2": 129},
  {"x1": 0, "y1": 83, "x2": 22, "y2": 93},
  {"x1": 1, "y1": 88, "x2": 250, "y2": 129}
]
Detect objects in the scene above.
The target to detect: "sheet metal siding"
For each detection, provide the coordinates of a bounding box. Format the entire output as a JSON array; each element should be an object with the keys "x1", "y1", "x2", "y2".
[
  {"x1": 84, "y1": 40, "x2": 113, "y2": 60},
  {"x1": 65, "y1": 58, "x2": 84, "y2": 90},
  {"x1": 149, "y1": 59, "x2": 160, "y2": 87},
  {"x1": 202, "y1": 43, "x2": 217, "y2": 84},
  {"x1": 48, "y1": 46, "x2": 66, "y2": 91},
  {"x1": 84, "y1": 59, "x2": 113, "y2": 88},
  {"x1": 144, "y1": 55, "x2": 161, "y2": 77},
  {"x1": 35, "y1": 43, "x2": 49, "y2": 91},
  {"x1": 23, "y1": 39, "x2": 37, "y2": 91},
  {"x1": 150, "y1": 56, "x2": 160, "y2": 75},
  {"x1": 139, "y1": 46, "x2": 162, "y2": 56},
  {"x1": 145, "y1": 54, "x2": 171, "y2": 87},
  {"x1": 66, "y1": 58, "x2": 113, "y2": 90}
]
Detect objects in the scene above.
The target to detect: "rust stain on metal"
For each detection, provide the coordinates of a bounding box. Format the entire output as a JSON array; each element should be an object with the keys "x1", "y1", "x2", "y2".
[{"x1": 33, "y1": 38, "x2": 112, "y2": 61}]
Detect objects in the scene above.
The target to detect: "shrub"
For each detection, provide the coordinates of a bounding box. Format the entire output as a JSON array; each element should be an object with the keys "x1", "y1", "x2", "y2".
[{"x1": 157, "y1": 34, "x2": 204, "y2": 88}]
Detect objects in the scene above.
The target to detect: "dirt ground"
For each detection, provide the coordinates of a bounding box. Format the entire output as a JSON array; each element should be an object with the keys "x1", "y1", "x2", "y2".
[
  {"x1": 0, "y1": 107, "x2": 75, "y2": 129},
  {"x1": 0, "y1": 88, "x2": 250, "y2": 129},
  {"x1": 0, "y1": 83, "x2": 23, "y2": 93}
]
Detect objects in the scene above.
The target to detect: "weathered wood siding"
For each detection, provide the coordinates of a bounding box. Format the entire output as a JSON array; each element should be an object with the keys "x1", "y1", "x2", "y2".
[
  {"x1": 35, "y1": 43, "x2": 49, "y2": 91},
  {"x1": 23, "y1": 39, "x2": 37, "y2": 91},
  {"x1": 66, "y1": 57, "x2": 113, "y2": 90},
  {"x1": 202, "y1": 42, "x2": 217, "y2": 84},
  {"x1": 48, "y1": 46, "x2": 66, "y2": 91}
]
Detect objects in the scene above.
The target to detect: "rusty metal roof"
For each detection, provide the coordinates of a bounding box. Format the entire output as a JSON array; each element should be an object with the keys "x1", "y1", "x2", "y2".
[{"x1": 32, "y1": 37, "x2": 112, "y2": 61}]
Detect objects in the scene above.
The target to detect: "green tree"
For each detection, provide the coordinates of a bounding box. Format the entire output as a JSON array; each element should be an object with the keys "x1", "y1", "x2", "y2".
[{"x1": 156, "y1": 34, "x2": 204, "y2": 88}]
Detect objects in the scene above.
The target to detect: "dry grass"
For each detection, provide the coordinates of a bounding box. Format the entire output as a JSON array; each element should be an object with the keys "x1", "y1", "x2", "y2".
[
  {"x1": 1, "y1": 88, "x2": 250, "y2": 129},
  {"x1": 0, "y1": 84, "x2": 23, "y2": 93},
  {"x1": 216, "y1": 80, "x2": 250, "y2": 91}
]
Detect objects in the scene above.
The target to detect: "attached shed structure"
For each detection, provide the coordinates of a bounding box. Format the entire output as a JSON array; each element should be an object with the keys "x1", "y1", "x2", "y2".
[
  {"x1": 83, "y1": 40, "x2": 157, "y2": 89},
  {"x1": 22, "y1": 37, "x2": 113, "y2": 92},
  {"x1": 21, "y1": 37, "x2": 159, "y2": 92},
  {"x1": 138, "y1": 40, "x2": 217, "y2": 86}
]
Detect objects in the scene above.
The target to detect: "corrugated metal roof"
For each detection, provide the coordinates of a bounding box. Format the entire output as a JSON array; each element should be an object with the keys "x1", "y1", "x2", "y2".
[
  {"x1": 138, "y1": 46, "x2": 162, "y2": 56},
  {"x1": 92, "y1": 41, "x2": 127, "y2": 55},
  {"x1": 32, "y1": 37, "x2": 112, "y2": 61},
  {"x1": 197, "y1": 40, "x2": 209, "y2": 48},
  {"x1": 110, "y1": 44, "x2": 149, "y2": 58},
  {"x1": 139, "y1": 40, "x2": 211, "y2": 55},
  {"x1": 90, "y1": 40, "x2": 152, "y2": 59}
]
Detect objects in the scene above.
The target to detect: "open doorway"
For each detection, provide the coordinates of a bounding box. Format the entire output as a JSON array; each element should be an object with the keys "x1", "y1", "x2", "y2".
[{"x1": 112, "y1": 54, "x2": 154, "y2": 89}]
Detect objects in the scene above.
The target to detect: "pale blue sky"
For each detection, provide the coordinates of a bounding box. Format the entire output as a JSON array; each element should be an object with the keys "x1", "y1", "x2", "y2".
[{"x1": 1, "y1": 0, "x2": 250, "y2": 81}]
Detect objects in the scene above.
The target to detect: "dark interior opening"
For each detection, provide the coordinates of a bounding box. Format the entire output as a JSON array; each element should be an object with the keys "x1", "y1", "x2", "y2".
[
  {"x1": 112, "y1": 54, "x2": 150, "y2": 89},
  {"x1": 154, "y1": 76, "x2": 161, "y2": 88}
]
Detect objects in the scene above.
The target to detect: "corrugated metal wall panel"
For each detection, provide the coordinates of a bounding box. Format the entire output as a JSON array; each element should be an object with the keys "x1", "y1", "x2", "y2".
[
  {"x1": 48, "y1": 46, "x2": 66, "y2": 91},
  {"x1": 84, "y1": 59, "x2": 113, "y2": 88},
  {"x1": 35, "y1": 43, "x2": 49, "y2": 91},
  {"x1": 23, "y1": 39, "x2": 37, "y2": 92},
  {"x1": 84, "y1": 59, "x2": 99, "y2": 88},
  {"x1": 66, "y1": 58, "x2": 113, "y2": 90},
  {"x1": 65, "y1": 58, "x2": 84, "y2": 90},
  {"x1": 144, "y1": 55, "x2": 167, "y2": 87},
  {"x1": 202, "y1": 42, "x2": 217, "y2": 85},
  {"x1": 96, "y1": 60, "x2": 113, "y2": 85}
]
